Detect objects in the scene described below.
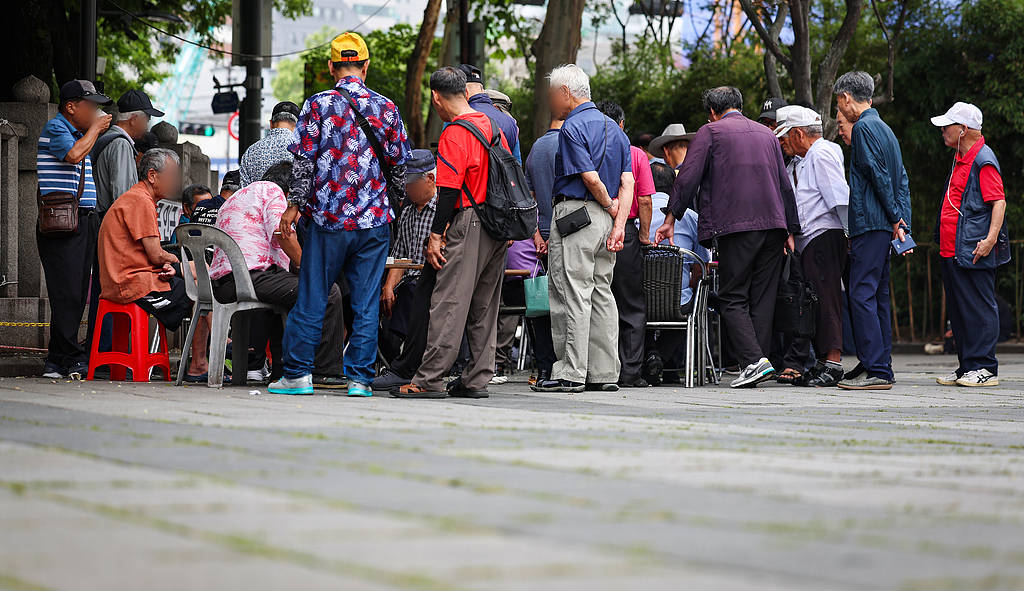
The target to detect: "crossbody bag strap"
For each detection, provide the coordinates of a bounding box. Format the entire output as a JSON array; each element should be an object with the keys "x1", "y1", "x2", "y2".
[
  {"x1": 446, "y1": 119, "x2": 495, "y2": 213},
  {"x1": 76, "y1": 157, "x2": 86, "y2": 200}
]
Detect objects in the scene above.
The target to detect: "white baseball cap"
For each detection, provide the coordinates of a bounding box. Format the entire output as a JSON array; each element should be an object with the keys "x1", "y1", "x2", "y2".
[
  {"x1": 774, "y1": 105, "x2": 822, "y2": 138},
  {"x1": 931, "y1": 102, "x2": 983, "y2": 130}
]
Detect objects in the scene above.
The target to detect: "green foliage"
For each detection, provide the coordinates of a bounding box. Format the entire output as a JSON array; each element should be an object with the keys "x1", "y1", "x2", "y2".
[
  {"x1": 272, "y1": 26, "x2": 339, "y2": 105},
  {"x1": 96, "y1": 0, "x2": 312, "y2": 101}
]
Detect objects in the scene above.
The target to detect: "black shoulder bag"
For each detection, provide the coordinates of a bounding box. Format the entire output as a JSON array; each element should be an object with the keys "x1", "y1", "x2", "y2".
[{"x1": 334, "y1": 87, "x2": 403, "y2": 215}]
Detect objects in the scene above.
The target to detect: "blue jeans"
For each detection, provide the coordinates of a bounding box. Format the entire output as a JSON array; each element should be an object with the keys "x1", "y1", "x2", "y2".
[
  {"x1": 848, "y1": 231, "x2": 893, "y2": 380},
  {"x1": 282, "y1": 222, "x2": 389, "y2": 384}
]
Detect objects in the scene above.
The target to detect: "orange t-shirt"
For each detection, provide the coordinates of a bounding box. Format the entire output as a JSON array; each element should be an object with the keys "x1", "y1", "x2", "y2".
[{"x1": 98, "y1": 182, "x2": 167, "y2": 303}]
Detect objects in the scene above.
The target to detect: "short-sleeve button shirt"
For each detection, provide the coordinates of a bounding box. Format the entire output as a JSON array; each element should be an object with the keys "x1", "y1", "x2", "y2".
[
  {"x1": 209, "y1": 181, "x2": 292, "y2": 280},
  {"x1": 552, "y1": 102, "x2": 632, "y2": 202},
  {"x1": 288, "y1": 76, "x2": 412, "y2": 231},
  {"x1": 239, "y1": 127, "x2": 295, "y2": 186},
  {"x1": 37, "y1": 113, "x2": 98, "y2": 208}
]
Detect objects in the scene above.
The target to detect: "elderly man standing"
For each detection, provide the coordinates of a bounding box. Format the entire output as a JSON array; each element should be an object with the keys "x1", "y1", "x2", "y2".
[
  {"x1": 36, "y1": 80, "x2": 112, "y2": 379},
  {"x1": 270, "y1": 32, "x2": 411, "y2": 397},
  {"x1": 459, "y1": 63, "x2": 521, "y2": 163},
  {"x1": 833, "y1": 71, "x2": 912, "y2": 391},
  {"x1": 392, "y1": 67, "x2": 511, "y2": 399},
  {"x1": 774, "y1": 106, "x2": 850, "y2": 387},
  {"x1": 655, "y1": 86, "x2": 800, "y2": 388},
  {"x1": 533, "y1": 64, "x2": 634, "y2": 393},
  {"x1": 239, "y1": 101, "x2": 300, "y2": 186},
  {"x1": 92, "y1": 90, "x2": 163, "y2": 213},
  {"x1": 931, "y1": 102, "x2": 1008, "y2": 387}
]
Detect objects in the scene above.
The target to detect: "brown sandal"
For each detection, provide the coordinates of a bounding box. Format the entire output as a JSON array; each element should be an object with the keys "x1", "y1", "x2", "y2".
[
  {"x1": 390, "y1": 383, "x2": 447, "y2": 399},
  {"x1": 776, "y1": 369, "x2": 802, "y2": 385}
]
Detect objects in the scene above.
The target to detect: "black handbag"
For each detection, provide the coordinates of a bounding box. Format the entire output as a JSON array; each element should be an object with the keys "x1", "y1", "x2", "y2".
[{"x1": 774, "y1": 251, "x2": 818, "y2": 338}]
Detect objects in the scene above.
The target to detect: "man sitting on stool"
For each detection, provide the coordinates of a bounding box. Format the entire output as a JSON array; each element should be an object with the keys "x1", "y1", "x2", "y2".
[{"x1": 97, "y1": 149, "x2": 192, "y2": 351}]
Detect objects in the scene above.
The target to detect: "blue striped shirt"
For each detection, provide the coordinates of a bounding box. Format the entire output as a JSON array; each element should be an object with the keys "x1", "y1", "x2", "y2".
[{"x1": 37, "y1": 113, "x2": 97, "y2": 208}]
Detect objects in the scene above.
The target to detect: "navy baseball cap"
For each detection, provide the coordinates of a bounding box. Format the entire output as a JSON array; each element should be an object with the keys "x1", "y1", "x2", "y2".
[
  {"x1": 405, "y1": 149, "x2": 436, "y2": 182},
  {"x1": 59, "y1": 80, "x2": 112, "y2": 106},
  {"x1": 272, "y1": 101, "x2": 301, "y2": 119},
  {"x1": 758, "y1": 97, "x2": 789, "y2": 121},
  {"x1": 457, "y1": 64, "x2": 482, "y2": 84},
  {"x1": 117, "y1": 89, "x2": 164, "y2": 117}
]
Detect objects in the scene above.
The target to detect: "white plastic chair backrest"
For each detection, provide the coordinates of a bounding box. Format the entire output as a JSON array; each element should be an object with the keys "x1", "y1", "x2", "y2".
[{"x1": 173, "y1": 224, "x2": 260, "y2": 303}]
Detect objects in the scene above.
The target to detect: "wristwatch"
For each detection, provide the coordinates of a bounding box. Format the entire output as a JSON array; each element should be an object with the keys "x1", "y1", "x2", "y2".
[{"x1": 287, "y1": 196, "x2": 305, "y2": 208}]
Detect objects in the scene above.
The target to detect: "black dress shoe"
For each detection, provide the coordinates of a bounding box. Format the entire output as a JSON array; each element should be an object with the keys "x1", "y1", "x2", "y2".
[
  {"x1": 642, "y1": 353, "x2": 663, "y2": 386},
  {"x1": 617, "y1": 377, "x2": 649, "y2": 388},
  {"x1": 586, "y1": 382, "x2": 620, "y2": 392},
  {"x1": 448, "y1": 379, "x2": 489, "y2": 399},
  {"x1": 531, "y1": 378, "x2": 584, "y2": 393}
]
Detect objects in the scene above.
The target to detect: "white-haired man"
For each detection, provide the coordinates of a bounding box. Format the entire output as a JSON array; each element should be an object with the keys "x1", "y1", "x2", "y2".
[
  {"x1": 931, "y1": 102, "x2": 1008, "y2": 387},
  {"x1": 92, "y1": 90, "x2": 164, "y2": 214},
  {"x1": 533, "y1": 64, "x2": 635, "y2": 393},
  {"x1": 774, "y1": 105, "x2": 850, "y2": 387}
]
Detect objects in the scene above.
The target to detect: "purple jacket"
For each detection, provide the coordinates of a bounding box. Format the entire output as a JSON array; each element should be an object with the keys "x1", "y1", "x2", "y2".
[{"x1": 668, "y1": 111, "x2": 800, "y2": 245}]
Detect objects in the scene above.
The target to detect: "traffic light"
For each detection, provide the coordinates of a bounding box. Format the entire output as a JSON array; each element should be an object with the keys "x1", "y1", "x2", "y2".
[{"x1": 179, "y1": 123, "x2": 215, "y2": 136}]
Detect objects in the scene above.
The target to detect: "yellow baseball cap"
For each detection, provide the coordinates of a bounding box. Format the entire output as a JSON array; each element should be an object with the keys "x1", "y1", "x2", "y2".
[{"x1": 331, "y1": 32, "x2": 369, "y2": 62}]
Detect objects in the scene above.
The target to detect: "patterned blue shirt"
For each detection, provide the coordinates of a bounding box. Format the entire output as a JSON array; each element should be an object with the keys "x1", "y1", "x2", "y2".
[
  {"x1": 240, "y1": 127, "x2": 295, "y2": 186},
  {"x1": 288, "y1": 76, "x2": 412, "y2": 231},
  {"x1": 37, "y1": 113, "x2": 98, "y2": 208}
]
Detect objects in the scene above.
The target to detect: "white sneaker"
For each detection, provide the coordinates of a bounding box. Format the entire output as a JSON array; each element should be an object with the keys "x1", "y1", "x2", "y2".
[
  {"x1": 955, "y1": 369, "x2": 998, "y2": 387},
  {"x1": 247, "y1": 363, "x2": 270, "y2": 383},
  {"x1": 936, "y1": 371, "x2": 960, "y2": 386},
  {"x1": 489, "y1": 374, "x2": 509, "y2": 385},
  {"x1": 730, "y1": 358, "x2": 775, "y2": 388}
]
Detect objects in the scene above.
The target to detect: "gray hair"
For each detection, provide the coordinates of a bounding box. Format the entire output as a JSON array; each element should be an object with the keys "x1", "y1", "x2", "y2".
[
  {"x1": 702, "y1": 86, "x2": 743, "y2": 115},
  {"x1": 139, "y1": 148, "x2": 180, "y2": 178},
  {"x1": 117, "y1": 110, "x2": 146, "y2": 122},
  {"x1": 833, "y1": 71, "x2": 874, "y2": 103},
  {"x1": 429, "y1": 66, "x2": 467, "y2": 98},
  {"x1": 800, "y1": 124, "x2": 824, "y2": 137},
  {"x1": 271, "y1": 112, "x2": 298, "y2": 124},
  {"x1": 547, "y1": 64, "x2": 591, "y2": 100}
]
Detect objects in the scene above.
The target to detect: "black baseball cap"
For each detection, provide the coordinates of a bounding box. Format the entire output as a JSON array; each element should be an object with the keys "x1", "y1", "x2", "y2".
[
  {"x1": 758, "y1": 97, "x2": 789, "y2": 121},
  {"x1": 117, "y1": 89, "x2": 164, "y2": 117},
  {"x1": 221, "y1": 170, "x2": 241, "y2": 192},
  {"x1": 59, "y1": 80, "x2": 112, "y2": 106},
  {"x1": 457, "y1": 64, "x2": 482, "y2": 84},
  {"x1": 272, "y1": 101, "x2": 301, "y2": 119}
]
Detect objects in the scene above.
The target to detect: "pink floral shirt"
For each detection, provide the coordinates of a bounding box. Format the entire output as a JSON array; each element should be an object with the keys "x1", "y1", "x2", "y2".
[{"x1": 209, "y1": 181, "x2": 292, "y2": 280}]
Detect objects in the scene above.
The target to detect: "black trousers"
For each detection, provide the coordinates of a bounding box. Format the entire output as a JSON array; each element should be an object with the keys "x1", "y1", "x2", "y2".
[
  {"x1": 611, "y1": 222, "x2": 646, "y2": 381},
  {"x1": 213, "y1": 266, "x2": 344, "y2": 376},
  {"x1": 389, "y1": 263, "x2": 438, "y2": 379},
  {"x1": 781, "y1": 229, "x2": 848, "y2": 370},
  {"x1": 942, "y1": 258, "x2": 999, "y2": 375},
  {"x1": 37, "y1": 210, "x2": 100, "y2": 368},
  {"x1": 134, "y1": 275, "x2": 192, "y2": 331},
  {"x1": 716, "y1": 229, "x2": 787, "y2": 367}
]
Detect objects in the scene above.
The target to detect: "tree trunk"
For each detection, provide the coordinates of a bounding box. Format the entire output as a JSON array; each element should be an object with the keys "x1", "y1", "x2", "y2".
[
  {"x1": 788, "y1": 0, "x2": 813, "y2": 105},
  {"x1": 426, "y1": 0, "x2": 459, "y2": 145},
  {"x1": 530, "y1": 0, "x2": 586, "y2": 141},
  {"x1": 404, "y1": 0, "x2": 442, "y2": 148}
]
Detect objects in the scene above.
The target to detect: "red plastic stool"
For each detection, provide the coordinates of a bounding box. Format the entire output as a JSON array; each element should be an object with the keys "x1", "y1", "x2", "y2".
[{"x1": 87, "y1": 299, "x2": 171, "y2": 382}]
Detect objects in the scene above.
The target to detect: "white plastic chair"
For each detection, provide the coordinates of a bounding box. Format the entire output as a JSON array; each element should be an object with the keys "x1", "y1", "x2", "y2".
[{"x1": 174, "y1": 224, "x2": 286, "y2": 388}]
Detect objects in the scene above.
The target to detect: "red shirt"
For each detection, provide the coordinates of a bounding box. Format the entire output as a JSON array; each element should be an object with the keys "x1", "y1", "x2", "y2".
[
  {"x1": 938, "y1": 137, "x2": 1005, "y2": 257},
  {"x1": 628, "y1": 146, "x2": 656, "y2": 219},
  {"x1": 436, "y1": 111, "x2": 511, "y2": 209}
]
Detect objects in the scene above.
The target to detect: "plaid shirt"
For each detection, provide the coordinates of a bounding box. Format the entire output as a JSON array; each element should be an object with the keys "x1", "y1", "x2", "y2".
[
  {"x1": 390, "y1": 196, "x2": 436, "y2": 279},
  {"x1": 288, "y1": 76, "x2": 411, "y2": 231},
  {"x1": 240, "y1": 127, "x2": 295, "y2": 186}
]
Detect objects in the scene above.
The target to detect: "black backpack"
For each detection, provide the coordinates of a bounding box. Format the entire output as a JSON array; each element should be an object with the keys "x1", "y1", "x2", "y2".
[{"x1": 448, "y1": 116, "x2": 538, "y2": 241}]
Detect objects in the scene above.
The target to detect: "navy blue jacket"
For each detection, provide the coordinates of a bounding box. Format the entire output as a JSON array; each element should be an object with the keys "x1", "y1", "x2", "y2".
[
  {"x1": 468, "y1": 93, "x2": 521, "y2": 164},
  {"x1": 848, "y1": 108, "x2": 912, "y2": 237}
]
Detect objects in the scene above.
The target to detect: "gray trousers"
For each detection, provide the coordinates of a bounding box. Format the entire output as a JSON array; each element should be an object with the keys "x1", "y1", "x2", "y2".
[
  {"x1": 548, "y1": 200, "x2": 620, "y2": 383},
  {"x1": 414, "y1": 208, "x2": 507, "y2": 390}
]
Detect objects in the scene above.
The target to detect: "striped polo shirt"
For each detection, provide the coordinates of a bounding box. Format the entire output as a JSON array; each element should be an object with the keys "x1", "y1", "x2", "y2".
[{"x1": 37, "y1": 113, "x2": 98, "y2": 209}]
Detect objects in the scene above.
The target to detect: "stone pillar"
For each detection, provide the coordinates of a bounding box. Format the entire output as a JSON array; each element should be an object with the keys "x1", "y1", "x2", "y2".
[
  {"x1": 0, "y1": 121, "x2": 26, "y2": 297},
  {"x1": 0, "y1": 75, "x2": 56, "y2": 298}
]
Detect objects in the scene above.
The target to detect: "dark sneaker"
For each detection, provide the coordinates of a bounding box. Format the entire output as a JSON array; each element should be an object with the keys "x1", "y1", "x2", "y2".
[
  {"x1": 531, "y1": 379, "x2": 584, "y2": 393},
  {"x1": 843, "y1": 362, "x2": 866, "y2": 381},
  {"x1": 448, "y1": 378, "x2": 490, "y2": 399},
  {"x1": 662, "y1": 371, "x2": 681, "y2": 384},
  {"x1": 730, "y1": 358, "x2": 775, "y2": 388},
  {"x1": 313, "y1": 375, "x2": 348, "y2": 389},
  {"x1": 804, "y1": 363, "x2": 844, "y2": 387},
  {"x1": 586, "y1": 382, "x2": 620, "y2": 392},
  {"x1": 372, "y1": 369, "x2": 410, "y2": 391},
  {"x1": 617, "y1": 377, "x2": 648, "y2": 388},
  {"x1": 642, "y1": 353, "x2": 664, "y2": 386},
  {"x1": 837, "y1": 376, "x2": 893, "y2": 390},
  {"x1": 42, "y1": 362, "x2": 67, "y2": 379},
  {"x1": 67, "y1": 361, "x2": 88, "y2": 380}
]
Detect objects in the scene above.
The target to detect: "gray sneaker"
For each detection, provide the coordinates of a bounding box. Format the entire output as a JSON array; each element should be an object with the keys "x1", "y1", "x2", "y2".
[
  {"x1": 837, "y1": 376, "x2": 893, "y2": 390},
  {"x1": 730, "y1": 358, "x2": 775, "y2": 388},
  {"x1": 268, "y1": 374, "x2": 314, "y2": 395},
  {"x1": 372, "y1": 369, "x2": 410, "y2": 391}
]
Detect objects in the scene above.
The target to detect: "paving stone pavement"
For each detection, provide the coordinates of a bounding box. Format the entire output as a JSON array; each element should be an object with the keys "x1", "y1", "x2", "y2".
[{"x1": 0, "y1": 353, "x2": 1023, "y2": 590}]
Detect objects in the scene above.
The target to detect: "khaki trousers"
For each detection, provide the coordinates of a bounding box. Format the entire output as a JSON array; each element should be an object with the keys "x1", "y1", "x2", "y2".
[
  {"x1": 414, "y1": 208, "x2": 508, "y2": 390},
  {"x1": 548, "y1": 200, "x2": 620, "y2": 383}
]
